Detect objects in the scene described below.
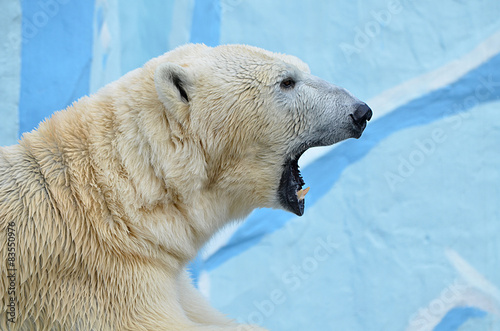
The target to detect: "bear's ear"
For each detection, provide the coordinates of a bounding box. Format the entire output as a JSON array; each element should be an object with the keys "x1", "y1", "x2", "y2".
[{"x1": 155, "y1": 63, "x2": 193, "y2": 112}]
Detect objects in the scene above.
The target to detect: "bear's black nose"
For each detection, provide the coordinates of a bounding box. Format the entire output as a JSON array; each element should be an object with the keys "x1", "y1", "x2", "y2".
[{"x1": 352, "y1": 103, "x2": 373, "y2": 126}]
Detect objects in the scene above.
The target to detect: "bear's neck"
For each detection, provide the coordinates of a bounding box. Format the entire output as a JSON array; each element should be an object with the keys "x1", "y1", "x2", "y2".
[{"x1": 21, "y1": 69, "x2": 233, "y2": 269}]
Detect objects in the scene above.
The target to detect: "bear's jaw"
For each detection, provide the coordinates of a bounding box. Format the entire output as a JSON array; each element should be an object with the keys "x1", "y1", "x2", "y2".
[{"x1": 277, "y1": 152, "x2": 310, "y2": 216}]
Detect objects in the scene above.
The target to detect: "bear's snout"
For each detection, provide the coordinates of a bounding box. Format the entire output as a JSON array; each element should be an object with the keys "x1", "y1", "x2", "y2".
[{"x1": 350, "y1": 102, "x2": 373, "y2": 135}]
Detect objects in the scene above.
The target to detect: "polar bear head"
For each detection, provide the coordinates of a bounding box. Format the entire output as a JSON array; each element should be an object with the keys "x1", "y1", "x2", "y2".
[{"x1": 153, "y1": 44, "x2": 371, "y2": 218}]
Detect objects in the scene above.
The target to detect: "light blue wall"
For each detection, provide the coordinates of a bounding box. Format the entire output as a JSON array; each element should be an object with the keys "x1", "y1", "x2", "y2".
[
  {"x1": 1, "y1": 1, "x2": 499, "y2": 330},
  {"x1": 0, "y1": 0, "x2": 21, "y2": 146}
]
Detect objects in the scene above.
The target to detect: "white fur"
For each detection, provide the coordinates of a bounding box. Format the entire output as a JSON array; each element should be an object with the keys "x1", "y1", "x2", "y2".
[{"x1": 0, "y1": 44, "x2": 362, "y2": 330}]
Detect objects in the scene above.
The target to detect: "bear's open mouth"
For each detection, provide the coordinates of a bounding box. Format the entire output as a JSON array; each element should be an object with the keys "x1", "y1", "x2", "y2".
[
  {"x1": 277, "y1": 150, "x2": 310, "y2": 216},
  {"x1": 276, "y1": 103, "x2": 372, "y2": 216}
]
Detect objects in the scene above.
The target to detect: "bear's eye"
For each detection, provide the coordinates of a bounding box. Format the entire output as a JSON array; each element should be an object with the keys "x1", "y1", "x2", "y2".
[{"x1": 280, "y1": 78, "x2": 296, "y2": 89}]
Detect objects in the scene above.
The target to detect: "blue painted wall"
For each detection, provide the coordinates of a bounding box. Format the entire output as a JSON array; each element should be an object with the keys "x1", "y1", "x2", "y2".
[
  {"x1": 1, "y1": 1, "x2": 499, "y2": 330},
  {"x1": 18, "y1": 0, "x2": 95, "y2": 136}
]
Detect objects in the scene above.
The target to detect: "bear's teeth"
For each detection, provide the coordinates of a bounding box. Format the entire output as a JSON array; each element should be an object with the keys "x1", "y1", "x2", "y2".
[{"x1": 297, "y1": 187, "x2": 310, "y2": 201}]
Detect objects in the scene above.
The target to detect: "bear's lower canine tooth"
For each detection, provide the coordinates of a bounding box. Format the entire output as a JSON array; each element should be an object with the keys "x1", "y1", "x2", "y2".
[{"x1": 297, "y1": 187, "x2": 310, "y2": 200}]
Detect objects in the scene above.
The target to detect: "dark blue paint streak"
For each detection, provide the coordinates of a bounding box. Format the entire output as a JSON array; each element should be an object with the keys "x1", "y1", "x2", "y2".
[
  {"x1": 19, "y1": 0, "x2": 95, "y2": 136},
  {"x1": 433, "y1": 307, "x2": 487, "y2": 331},
  {"x1": 190, "y1": 0, "x2": 221, "y2": 46},
  {"x1": 202, "y1": 52, "x2": 500, "y2": 272},
  {"x1": 188, "y1": 253, "x2": 204, "y2": 285}
]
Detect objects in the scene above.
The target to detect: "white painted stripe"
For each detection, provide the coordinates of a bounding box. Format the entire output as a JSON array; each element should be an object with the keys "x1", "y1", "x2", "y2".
[
  {"x1": 201, "y1": 221, "x2": 242, "y2": 260},
  {"x1": 405, "y1": 249, "x2": 500, "y2": 331},
  {"x1": 90, "y1": 0, "x2": 122, "y2": 94},
  {"x1": 446, "y1": 249, "x2": 500, "y2": 304},
  {"x1": 168, "y1": 0, "x2": 195, "y2": 50},
  {"x1": 198, "y1": 270, "x2": 211, "y2": 299},
  {"x1": 299, "y1": 29, "x2": 500, "y2": 169},
  {"x1": 0, "y1": 0, "x2": 22, "y2": 146}
]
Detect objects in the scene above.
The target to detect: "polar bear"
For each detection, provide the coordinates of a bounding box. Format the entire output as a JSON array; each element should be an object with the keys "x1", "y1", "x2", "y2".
[{"x1": 0, "y1": 44, "x2": 371, "y2": 330}]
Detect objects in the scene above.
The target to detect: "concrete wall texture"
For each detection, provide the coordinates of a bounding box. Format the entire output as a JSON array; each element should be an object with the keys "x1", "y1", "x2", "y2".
[{"x1": 1, "y1": 0, "x2": 499, "y2": 330}]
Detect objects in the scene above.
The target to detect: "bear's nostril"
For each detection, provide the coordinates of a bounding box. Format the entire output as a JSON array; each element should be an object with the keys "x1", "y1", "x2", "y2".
[{"x1": 352, "y1": 103, "x2": 373, "y2": 125}]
